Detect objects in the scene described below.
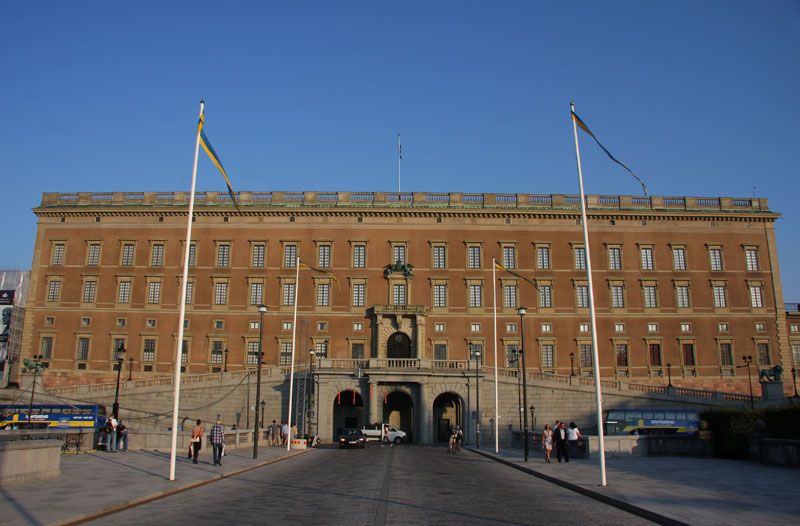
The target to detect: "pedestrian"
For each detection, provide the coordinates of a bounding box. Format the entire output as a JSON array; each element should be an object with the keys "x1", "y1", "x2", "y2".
[
  {"x1": 567, "y1": 421, "x2": 581, "y2": 458},
  {"x1": 270, "y1": 420, "x2": 279, "y2": 446},
  {"x1": 191, "y1": 419, "x2": 203, "y2": 464},
  {"x1": 108, "y1": 414, "x2": 118, "y2": 452},
  {"x1": 281, "y1": 421, "x2": 289, "y2": 445},
  {"x1": 542, "y1": 423, "x2": 553, "y2": 463},
  {"x1": 383, "y1": 424, "x2": 391, "y2": 446},
  {"x1": 553, "y1": 421, "x2": 569, "y2": 463},
  {"x1": 116, "y1": 419, "x2": 128, "y2": 452},
  {"x1": 210, "y1": 418, "x2": 225, "y2": 466}
]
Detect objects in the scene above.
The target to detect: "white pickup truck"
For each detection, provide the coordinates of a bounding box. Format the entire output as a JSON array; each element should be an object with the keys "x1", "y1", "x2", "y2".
[{"x1": 361, "y1": 423, "x2": 407, "y2": 444}]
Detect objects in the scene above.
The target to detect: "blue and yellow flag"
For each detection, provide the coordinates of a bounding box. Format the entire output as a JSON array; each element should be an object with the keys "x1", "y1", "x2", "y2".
[
  {"x1": 494, "y1": 261, "x2": 538, "y2": 290},
  {"x1": 198, "y1": 111, "x2": 240, "y2": 212},
  {"x1": 299, "y1": 261, "x2": 341, "y2": 290},
  {"x1": 571, "y1": 110, "x2": 647, "y2": 196}
]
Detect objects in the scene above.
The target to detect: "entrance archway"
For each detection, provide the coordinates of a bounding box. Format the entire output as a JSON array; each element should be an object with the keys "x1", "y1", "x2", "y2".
[
  {"x1": 387, "y1": 332, "x2": 412, "y2": 358},
  {"x1": 433, "y1": 393, "x2": 463, "y2": 442},
  {"x1": 332, "y1": 390, "x2": 364, "y2": 439},
  {"x1": 384, "y1": 390, "x2": 414, "y2": 442}
]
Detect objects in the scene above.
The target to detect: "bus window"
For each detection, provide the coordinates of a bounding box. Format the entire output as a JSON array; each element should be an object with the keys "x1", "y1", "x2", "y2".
[
  {"x1": 688, "y1": 412, "x2": 698, "y2": 420},
  {"x1": 643, "y1": 411, "x2": 654, "y2": 419},
  {"x1": 631, "y1": 411, "x2": 643, "y2": 420},
  {"x1": 652, "y1": 411, "x2": 665, "y2": 419},
  {"x1": 664, "y1": 412, "x2": 676, "y2": 420}
]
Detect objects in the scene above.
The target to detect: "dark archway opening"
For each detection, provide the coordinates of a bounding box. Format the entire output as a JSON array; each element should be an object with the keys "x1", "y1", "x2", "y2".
[
  {"x1": 433, "y1": 393, "x2": 463, "y2": 442},
  {"x1": 332, "y1": 390, "x2": 364, "y2": 439},
  {"x1": 384, "y1": 390, "x2": 414, "y2": 442}
]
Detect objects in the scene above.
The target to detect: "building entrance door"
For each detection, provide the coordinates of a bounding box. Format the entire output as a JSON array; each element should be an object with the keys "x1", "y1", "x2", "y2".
[{"x1": 387, "y1": 332, "x2": 412, "y2": 359}]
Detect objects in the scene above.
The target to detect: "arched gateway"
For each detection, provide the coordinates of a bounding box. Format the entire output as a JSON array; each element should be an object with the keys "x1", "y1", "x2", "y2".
[
  {"x1": 432, "y1": 393, "x2": 464, "y2": 442},
  {"x1": 386, "y1": 332, "x2": 412, "y2": 359}
]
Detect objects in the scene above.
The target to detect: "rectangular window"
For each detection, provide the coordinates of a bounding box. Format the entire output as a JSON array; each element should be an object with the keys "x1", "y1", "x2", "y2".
[
  {"x1": 283, "y1": 283, "x2": 295, "y2": 306},
  {"x1": 148, "y1": 281, "x2": 161, "y2": 304},
  {"x1": 211, "y1": 341, "x2": 224, "y2": 364},
  {"x1": 720, "y1": 343, "x2": 733, "y2": 366},
  {"x1": 188, "y1": 244, "x2": 196, "y2": 267},
  {"x1": 284, "y1": 244, "x2": 297, "y2": 267},
  {"x1": 469, "y1": 284, "x2": 483, "y2": 307},
  {"x1": 52, "y1": 243, "x2": 65, "y2": 265},
  {"x1": 280, "y1": 342, "x2": 293, "y2": 366},
  {"x1": 252, "y1": 244, "x2": 265, "y2": 267},
  {"x1": 580, "y1": 344, "x2": 593, "y2": 368},
  {"x1": 468, "y1": 246, "x2": 481, "y2": 269},
  {"x1": 537, "y1": 246, "x2": 550, "y2": 270},
  {"x1": 713, "y1": 285, "x2": 727, "y2": 308},
  {"x1": 41, "y1": 337, "x2": 53, "y2": 359},
  {"x1": 709, "y1": 248, "x2": 723, "y2": 271},
  {"x1": 352, "y1": 343, "x2": 364, "y2": 360},
  {"x1": 434, "y1": 343, "x2": 448, "y2": 361},
  {"x1": 353, "y1": 245, "x2": 366, "y2": 268},
  {"x1": 640, "y1": 247, "x2": 654, "y2": 270},
  {"x1": 282, "y1": 321, "x2": 291, "y2": 330},
  {"x1": 433, "y1": 246, "x2": 446, "y2": 269},
  {"x1": 151, "y1": 243, "x2": 164, "y2": 266},
  {"x1": 185, "y1": 282, "x2": 194, "y2": 305},
  {"x1": 541, "y1": 344, "x2": 554, "y2": 368},
  {"x1": 576, "y1": 286, "x2": 589, "y2": 308},
  {"x1": 503, "y1": 284, "x2": 517, "y2": 308},
  {"x1": 673, "y1": 247, "x2": 686, "y2": 270},
  {"x1": 122, "y1": 243, "x2": 135, "y2": 266},
  {"x1": 503, "y1": 246, "x2": 516, "y2": 269},
  {"x1": 434, "y1": 323, "x2": 445, "y2": 332},
  {"x1": 745, "y1": 249, "x2": 759, "y2": 271},
  {"x1": 750, "y1": 285, "x2": 763, "y2": 308},
  {"x1": 393, "y1": 245, "x2": 406, "y2": 264},
  {"x1": 250, "y1": 283, "x2": 263, "y2": 305},
  {"x1": 215, "y1": 283, "x2": 228, "y2": 305},
  {"x1": 608, "y1": 247, "x2": 621, "y2": 270},
  {"x1": 579, "y1": 323, "x2": 590, "y2": 332},
  {"x1": 682, "y1": 343, "x2": 696, "y2": 366},
  {"x1": 539, "y1": 285, "x2": 552, "y2": 308},
  {"x1": 353, "y1": 283, "x2": 365, "y2": 307},
  {"x1": 317, "y1": 283, "x2": 330, "y2": 306},
  {"x1": 87, "y1": 243, "x2": 101, "y2": 265},
  {"x1": 471, "y1": 323, "x2": 481, "y2": 332},
  {"x1": 77, "y1": 338, "x2": 89, "y2": 361},
  {"x1": 681, "y1": 323, "x2": 691, "y2": 332},
  {"x1": 315, "y1": 341, "x2": 328, "y2": 358},
  {"x1": 611, "y1": 286, "x2": 625, "y2": 308},
  {"x1": 676, "y1": 286, "x2": 690, "y2": 308},
  {"x1": 644, "y1": 286, "x2": 657, "y2": 308},
  {"x1": 648, "y1": 323, "x2": 658, "y2": 332},
  {"x1": 469, "y1": 343, "x2": 483, "y2": 362},
  {"x1": 757, "y1": 342, "x2": 770, "y2": 365},
  {"x1": 48, "y1": 280, "x2": 61, "y2": 302},
  {"x1": 434, "y1": 284, "x2": 447, "y2": 307},
  {"x1": 574, "y1": 247, "x2": 586, "y2": 270},
  {"x1": 318, "y1": 245, "x2": 331, "y2": 268},
  {"x1": 181, "y1": 341, "x2": 189, "y2": 363},
  {"x1": 506, "y1": 344, "x2": 519, "y2": 367},
  {"x1": 615, "y1": 344, "x2": 628, "y2": 367},
  {"x1": 649, "y1": 343, "x2": 662, "y2": 366},
  {"x1": 141, "y1": 339, "x2": 155, "y2": 362},
  {"x1": 506, "y1": 323, "x2": 517, "y2": 332},
  {"x1": 247, "y1": 341, "x2": 260, "y2": 365},
  {"x1": 792, "y1": 343, "x2": 800, "y2": 366},
  {"x1": 118, "y1": 281, "x2": 131, "y2": 303},
  {"x1": 718, "y1": 322, "x2": 729, "y2": 332},
  {"x1": 614, "y1": 323, "x2": 625, "y2": 332},
  {"x1": 82, "y1": 281, "x2": 96, "y2": 303},
  {"x1": 353, "y1": 322, "x2": 363, "y2": 331},
  {"x1": 393, "y1": 284, "x2": 406, "y2": 306},
  {"x1": 217, "y1": 244, "x2": 230, "y2": 267}
]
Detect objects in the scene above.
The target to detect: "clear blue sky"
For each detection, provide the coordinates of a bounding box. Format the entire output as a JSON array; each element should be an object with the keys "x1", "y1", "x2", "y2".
[{"x1": 2, "y1": 1, "x2": 799, "y2": 299}]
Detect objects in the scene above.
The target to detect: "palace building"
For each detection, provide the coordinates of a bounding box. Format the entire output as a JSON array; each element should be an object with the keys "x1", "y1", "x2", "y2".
[{"x1": 20, "y1": 190, "x2": 790, "y2": 397}]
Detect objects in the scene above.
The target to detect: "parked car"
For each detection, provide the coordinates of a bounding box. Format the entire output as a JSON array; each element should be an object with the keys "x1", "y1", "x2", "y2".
[
  {"x1": 339, "y1": 428, "x2": 366, "y2": 448},
  {"x1": 361, "y1": 423, "x2": 407, "y2": 444}
]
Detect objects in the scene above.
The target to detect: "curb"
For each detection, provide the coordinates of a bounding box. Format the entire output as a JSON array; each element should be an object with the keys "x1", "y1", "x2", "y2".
[
  {"x1": 50, "y1": 449, "x2": 313, "y2": 526},
  {"x1": 467, "y1": 448, "x2": 689, "y2": 526}
]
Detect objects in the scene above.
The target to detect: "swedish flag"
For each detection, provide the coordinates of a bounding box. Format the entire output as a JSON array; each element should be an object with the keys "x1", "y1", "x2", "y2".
[
  {"x1": 299, "y1": 261, "x2": 341, "y2": 290},
  {"x1": 198, "y1": 112, "x2": 240, "y2": 212},
  {"x1": 494, "y1": 262, "x2": 538, "y2": 290}
]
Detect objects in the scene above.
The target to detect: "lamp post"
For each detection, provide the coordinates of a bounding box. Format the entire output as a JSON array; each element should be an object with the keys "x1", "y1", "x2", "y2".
[
  {"x1": 253, "y1": 304, "x2": 267, "y2": 459},
  {"x1": 792, "y1": 367, "x2": 799, "y2": 399},
  {"x1": 530, "y1": 405, "x2": 535, "y2": 431},
  {"x1": 737, "y1": 355, "x2": 754, "y2": 410},
  {"x1": 112, "y1": 345, "x2": 126, "y2": 418},
  {"x1": 511, "y1": 349, "x2": 522, "y2": 432},
  {"x1": 667, "y1": 362, "x2": 673, "y2": 387},
  {"x1": 473, "y1": 348, "x2": 481, "y2": 448},
  {"x1": 308, "y1": 349, "x2": 315, "y2": 437},
  {"x1": 22, "y1": 355, "x2": 48, "y2": 425},
  {"x1": 128, "y1": 357, "x2": 134, "y2": 381},
  {"x1": 570, "y1": 352, "x2": 575, "y2": 377},
  {"x1": 260, "y1": 400, "x2": 265, "y2": 428},
  {"x1": 224, "y1": 348, "x2": 229, "y2": 373},
  {"x1": 517, "y1": 307, "x2": 529, "y2": 462}
]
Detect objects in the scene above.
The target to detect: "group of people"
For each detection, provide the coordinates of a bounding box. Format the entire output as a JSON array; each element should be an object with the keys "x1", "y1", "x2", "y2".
[
  {"x1": 541, "y1": 420, "x2": 581, "y2": 463},
  {"x1": 448, "y1": 426, "x2": 464, "y2": 453},
  {"x1": 266, "y1": 420, "x2": 294, "y2": 446},
  {"x1": 190, "y1": 418, "x2": 226, "y2": 465},
  {"x1": 100, "y1": 414, "x2": 127, "y2": 452}
]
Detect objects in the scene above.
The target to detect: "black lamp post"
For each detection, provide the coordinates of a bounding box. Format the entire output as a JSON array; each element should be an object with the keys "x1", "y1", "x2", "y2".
[
  {"x1": 253, "y1": 304, "x2": 267, "y2": 459},
  {"x1": 667, "y1": 362, "x2": 673, "y2": 387},
  {"x1": 112, "y1": 345, "x2": 126, "y2": 418},
  {"x1": 224, "y1": 348, "x2": 229, "y2": 372},
  {"x1": 511, "y1": 349, "x2": 522, "y2": 432},
  {"x1": 308, "y1": 349, "x2": 315, "y2": 437},
  {"x1": 260, "y1": 400, "x2": 265, "y2": 428},
  {"x1": 570, "y1": 352, "x2": 575, "y2": 376},
  {"x1": 530, "y1": 405, "x2": 535, "y2": 431},
  {"x1": 737, "y1": 355, "x2": 754, "y2": 409},
  {"x1": 22, "y1": 355, "x2": 48, "y2": 425},
  {"x1": 792, "y1": 368, "x2": 799, "y2": 399},
  {"x1": 517, "y1": 307, "x2": 529, "y2": 463},
  {"x1": 128, "y1": 357, "x2": 134, "y2": 381},
  {"x1": 473, "y1": 348, "x2": 481, "y2": 448}
]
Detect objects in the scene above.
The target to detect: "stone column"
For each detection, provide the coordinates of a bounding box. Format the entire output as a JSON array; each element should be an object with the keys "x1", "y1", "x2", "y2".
[
  {"x1": 417, "y1": 382, "x2": 431, "y2": 444},
  {"x1": 368, "y1": 379, "x2": 380, "y2": 424}
]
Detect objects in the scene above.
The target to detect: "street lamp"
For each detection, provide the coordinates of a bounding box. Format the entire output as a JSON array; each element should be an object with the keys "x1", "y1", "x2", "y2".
[
  {"x1": 308, "y1": 349, "x2": 315, "y2": 437},
  {"x1": 254, "y1": 304, "x2": 267, "y2": 459},
  {"x1": 22, "y1": 355, "x2": 48, "y2": 426},
  {"x1": 736, "y1": 355, "x2": 754, "y2": 410},
  {"x1": 517, "y1": 307, "x2": 530, "y2": 463},
  {"x1": 570, "y1": 352, "x2": 575, "y2": 377},
  {"x1": 791, "y1": 368, "x2": 799, "y2": 399},
  {"x1": 128, "y1": 357, "x2": 134, "y2": 381},
  {"x1": 260, "y1": 400, "x2": 266, "y2": 428},
  {"x1": 473, "y1": 347, "x2": 481, "y2": 448},
  {"x1": 224, "y1": 348, "x2": 229, "y2": 372},
  {"x1": 667, "y1": 362, "x2": 673, "y2": 387},
  {"x1": 112, "y1": 345, "x2": 126, "y2": 418},
  {"x1": 511, "y1": 349, "x2": 522, "y2": 432}
]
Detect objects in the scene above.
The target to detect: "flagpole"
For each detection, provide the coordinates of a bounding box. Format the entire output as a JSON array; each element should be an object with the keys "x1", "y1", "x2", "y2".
[
  {"x1": 169, "y1": 100, "x2": 203, "y2": 481},
  {"x1": 492, "y1": 258, "x2": 499, "y2": 453},
  {"x1": 571, "y1": 102, "x2": 607, "y2": 486},
  {"x1": 286, "y1": 256, "x2": 301, "y2": 451},
  {"x1": 397, "y1": 132, "x2": 401, "y2": 193}
]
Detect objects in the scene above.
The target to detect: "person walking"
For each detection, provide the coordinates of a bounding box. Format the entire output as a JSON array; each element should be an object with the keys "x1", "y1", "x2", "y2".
[
  {"x1": 567, "y1": 421, "x2": 581, "y2": 458},
  {"x1": 116, "y1": 419, "x2": 128, "y2": 452},
  {"x1": 281, "y1": 422, "x2": 289, "y2": 446},
  {"x1": 210, "y1": 418, "x2": 225, "y2": 466},
  {"x1": 542, "y1": 424, "x2": 553, "y2": 463},
  {"x1": 108, "y1": 414, "x2": 118, "y2": 452},
  {"x1": 553, "y1": 421, "x2": 569, "y2": 463},
  {"x1": 270, "y1": 420, "x2": 279, "y2": 446},
  {"x1": 191, "y1": 419, "x2": 203, "y2": 464}
]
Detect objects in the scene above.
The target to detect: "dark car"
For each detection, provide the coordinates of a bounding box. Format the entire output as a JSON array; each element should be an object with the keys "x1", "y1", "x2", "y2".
[{"x1": 339, "y1": 428, "x2": 366, "y2": 448}]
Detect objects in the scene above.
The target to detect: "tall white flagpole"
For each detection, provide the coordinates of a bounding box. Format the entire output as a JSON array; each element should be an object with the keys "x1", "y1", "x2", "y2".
[
  {"x1": 492, "y1": 258, "x2": 499, "y2": 453},
  {"x1": 397, "y1": 132, "x2": 401, "y2": 193},
  {"x1": 169, "y1": 100, "x2": 203, "y2": 481},
  {"x1": 286, "y1": 256, "x2": 301, "y2": 451},
  {"x1": 571, "y1": 102, "x2": 607, "y2": 486}
]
